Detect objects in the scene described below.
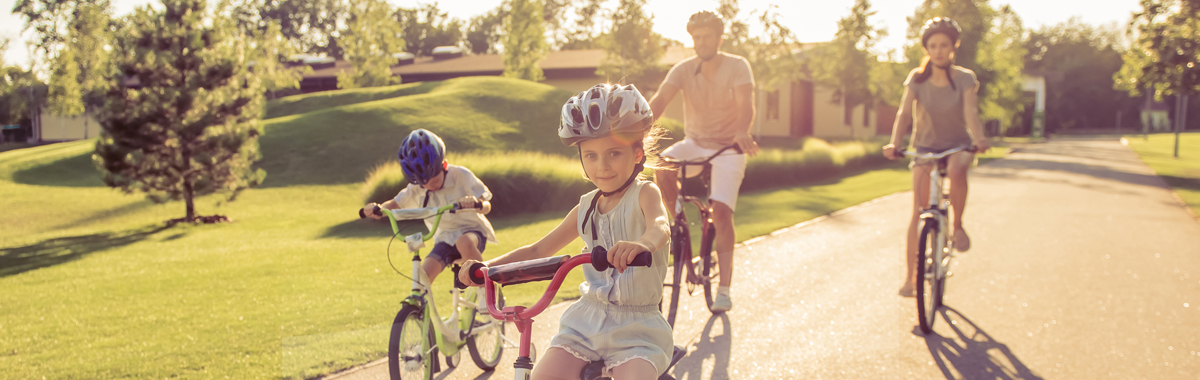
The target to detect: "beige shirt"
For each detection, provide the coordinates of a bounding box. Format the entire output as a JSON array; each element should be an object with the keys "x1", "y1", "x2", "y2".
[
  {"x1": 904, "y1": 66, "x2": 978, "y2": 151},
  {"x1": 663, "y1": 52, "x2": 755, "y2": 148}
]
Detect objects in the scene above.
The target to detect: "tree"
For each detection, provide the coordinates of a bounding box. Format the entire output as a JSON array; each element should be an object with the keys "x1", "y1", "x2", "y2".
[
  {"x1": 258, "y1": 0, "x2": 348, "y2": 59},
  {"x1": 465, "y1": 7, "x2": 506, "y2": 54},
  {"x1": 224, "y1": 0, "x2": 308, "y2": 98},
  {"x1": 596, "y1": 0, "x2": 663, "y2": 87},
  {"x1": 336, "y1": 0, "x2": 403, "y2": 88},
  {"x1": 395, "y1": 3, "x2": 464, "y2": 56},
  {"x1": 1027, "y1": 18, "x2": 1139, "y2": 134},
  {"x1": 502, "y1": 0, "x2": 548, "y2": 81},
  {"x1": 1115, "y1": 0, "x2": 1200, "y2": 155},
  {"x1": 94, "y1": 0, "x2": 269, "y2": 221},
  {"x1": 808, "y1": 0, "x2": 886, "y2": 121},
  {"x1": 559, "y1": 0, "x2": 605, "y2": 50}
]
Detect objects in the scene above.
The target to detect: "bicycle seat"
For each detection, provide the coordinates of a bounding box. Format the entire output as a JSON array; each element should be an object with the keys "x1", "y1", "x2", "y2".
[{"x1": 486, "y1": 256, "x2": 570, "y2": 286}]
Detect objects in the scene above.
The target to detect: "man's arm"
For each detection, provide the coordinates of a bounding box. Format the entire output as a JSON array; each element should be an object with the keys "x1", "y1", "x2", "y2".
[
  {"x1": 648, "y1": 83, "x2": 680, "y2": 123},
  {"x1": 731, "y1": 82, "x2": 758, "y2": 156}
]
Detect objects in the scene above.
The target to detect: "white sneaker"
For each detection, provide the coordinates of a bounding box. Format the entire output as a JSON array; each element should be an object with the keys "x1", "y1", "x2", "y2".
[{"x1": 710, "y1": 289, "x2": 732, "y2": 313}]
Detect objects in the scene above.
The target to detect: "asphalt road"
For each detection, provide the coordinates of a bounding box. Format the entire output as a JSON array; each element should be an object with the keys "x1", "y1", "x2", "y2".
[{"x1": 328, "y1": 137, "x2": 1200, "y2": 380}]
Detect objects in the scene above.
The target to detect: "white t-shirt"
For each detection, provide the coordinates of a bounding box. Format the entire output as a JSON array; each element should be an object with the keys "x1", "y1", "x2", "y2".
[{"x1": 393, "y1": 165, "x2": 498, "y2": 247}]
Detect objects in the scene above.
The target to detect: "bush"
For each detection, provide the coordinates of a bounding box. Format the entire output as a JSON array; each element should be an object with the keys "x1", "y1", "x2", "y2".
[{"x1": 362, "y1": 138, "x2": 894, "y2": 218}]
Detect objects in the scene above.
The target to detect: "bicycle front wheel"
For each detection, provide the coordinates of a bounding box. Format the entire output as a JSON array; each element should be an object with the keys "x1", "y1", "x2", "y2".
[
  {"x1": 388, "y1": 304, "x2": 433, "y2": 380},
  {"x1": 467, "y1": 287, "x2": 504, "y2": 370},
  {"x1": 915, "y1": 221, "x2": 940, "y2": 335},
  {"x1": 665, "y1": 219, "x2": 690, "y2": 328},
  {"x1": 700, "y1": 223, "x2": 719, "y2": 312}
]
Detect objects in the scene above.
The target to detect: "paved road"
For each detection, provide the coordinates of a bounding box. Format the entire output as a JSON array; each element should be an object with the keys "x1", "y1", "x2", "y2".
[{"x1": 329, "y1": 138, "x2": 1200, "y2": 379}]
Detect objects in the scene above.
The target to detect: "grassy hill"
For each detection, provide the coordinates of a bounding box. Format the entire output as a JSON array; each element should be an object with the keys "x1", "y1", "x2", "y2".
[{"x1": 257, "y1": 77, "x2": 576, "y2": 187}]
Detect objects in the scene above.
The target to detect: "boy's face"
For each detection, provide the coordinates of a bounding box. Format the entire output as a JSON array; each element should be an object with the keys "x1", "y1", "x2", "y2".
[
  {"x1": 421, "y1": 165, "x2": 446, "y2": 191},
  {"x1": 580, "y1": 136, "x2": 643, "y2": 193}
]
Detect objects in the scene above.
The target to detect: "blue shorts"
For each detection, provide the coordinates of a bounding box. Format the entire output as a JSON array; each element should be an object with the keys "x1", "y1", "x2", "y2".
[{"x1": 427, "y1": 231, "x2": 486, "y2": 266}]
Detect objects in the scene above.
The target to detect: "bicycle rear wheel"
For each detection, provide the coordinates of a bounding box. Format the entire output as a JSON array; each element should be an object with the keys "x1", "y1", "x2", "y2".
[
  {"x1": 388, "y1": 304, "x2": 433, "y2": 380},
  {"x1": 700, "y1": 223, "x2": 719, "y2": 311},
  {"x1": 665, "y1": 219, "x2": 690, "y2": 328},
  {"x1": 916, "y1": 221, "x2": 940, "y2": 335},
  {"x1": 467, "y1": 287, "x2": 504, "y2": 370}
]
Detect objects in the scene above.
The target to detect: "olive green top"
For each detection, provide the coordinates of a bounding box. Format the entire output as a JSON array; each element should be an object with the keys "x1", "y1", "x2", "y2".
[{"x1": 904, "y1": 66, "x2": 978, "y2": 151}]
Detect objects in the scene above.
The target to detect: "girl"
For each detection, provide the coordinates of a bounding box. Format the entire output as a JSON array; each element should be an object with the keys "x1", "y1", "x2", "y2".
[
  {"x1": 459, "y1": 83, "x2": 673, "y2": 380},
  {"x1": 882, "y1": 17, "x2": 991, "y2": 297}
]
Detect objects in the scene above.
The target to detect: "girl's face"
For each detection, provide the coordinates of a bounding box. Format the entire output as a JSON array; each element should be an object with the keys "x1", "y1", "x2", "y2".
[
  {"x1": 924, "y1": 33, "x2": 956, "y2": 67},
  {"x1": 579, "y1": 136, "x2": 644, "y2": 194}
]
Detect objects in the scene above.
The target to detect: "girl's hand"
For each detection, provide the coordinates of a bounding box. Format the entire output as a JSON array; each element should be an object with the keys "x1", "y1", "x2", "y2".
[
  {"x1": 362, "y1": 203, "x2": 382, "y2": 219},
  {"x1": 972, "y1": 138, "x2": 991, "y2": 154},
  {"x1": 882, "y1": 144, "x2": 899, "y2": 160},
  {"x1": 607, "y1": 241, "x2": 651, "y2": 273},
  {"x1": 457, "y1": 259, "x2": 486, "y2": 287}
]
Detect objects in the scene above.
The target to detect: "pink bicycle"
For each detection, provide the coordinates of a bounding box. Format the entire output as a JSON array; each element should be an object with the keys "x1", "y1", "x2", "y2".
[{"x1": 464, "y1": 247, "x2": 684, "y2": 380}]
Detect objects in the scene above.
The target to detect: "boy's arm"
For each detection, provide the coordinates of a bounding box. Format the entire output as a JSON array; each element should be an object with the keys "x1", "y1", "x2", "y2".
[{"x1": 607, "y1": 183, "x2": 670, "y2": 272}]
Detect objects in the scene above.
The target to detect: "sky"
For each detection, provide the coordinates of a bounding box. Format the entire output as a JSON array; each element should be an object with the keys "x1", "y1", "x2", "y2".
[{"x1": 1, "y1": 0, "x2": 1142, "y2": 67}]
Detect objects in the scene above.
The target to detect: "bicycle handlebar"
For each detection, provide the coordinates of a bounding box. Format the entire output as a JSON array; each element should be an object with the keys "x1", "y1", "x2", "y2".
[
  {"x1": 470, "y1": 246, "x2": 651, "y2": 322},
  {"x1": 358, "y1": 200, "x2": 490, "y2": 235},
  {"x1": 662, "y1": 144, "x2": 743, "y2": 166},
  {"x1": 901, "y1": 145, "x2": 978, "y2": 160}
]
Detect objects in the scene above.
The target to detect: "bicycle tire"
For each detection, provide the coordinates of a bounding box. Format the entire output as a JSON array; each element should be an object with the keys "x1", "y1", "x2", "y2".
[
  {"x1": 701, "y1": 223, "x2": 718, "y2": 311},
  {"x1": 467, "y1": 287, "x2": 504, "y2": 370},
  {"x1": 388, "y1": 304, "x2": 434, "y2": 380},
  {"x1": 665, "y1": 219, "x2": 690, "y2": 328},
  {"x1": 916, "y1": 221, "x2": 939, "y2": 335}
]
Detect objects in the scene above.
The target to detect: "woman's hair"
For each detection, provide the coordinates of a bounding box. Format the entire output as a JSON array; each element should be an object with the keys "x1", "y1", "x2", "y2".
[
  {"x1": 579, "y1": 121, "x2": 669, "y2": 180},
  {"x1": 910, "y1": 30, "x2": 960, "y2": 91}
]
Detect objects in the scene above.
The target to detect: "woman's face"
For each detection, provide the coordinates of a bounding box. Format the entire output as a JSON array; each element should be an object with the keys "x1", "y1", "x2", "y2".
[
  {"x1": 924, "y1": 33, "x2": 956, "y2": 67},
  {"x1": 579, "y1": 136, "x2": 643, "y2": 193}
]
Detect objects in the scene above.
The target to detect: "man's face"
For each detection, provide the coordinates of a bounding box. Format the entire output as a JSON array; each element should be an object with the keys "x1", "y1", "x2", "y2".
[{"x1": 690, "y1": 27, "x2": 722, "y2": 60}]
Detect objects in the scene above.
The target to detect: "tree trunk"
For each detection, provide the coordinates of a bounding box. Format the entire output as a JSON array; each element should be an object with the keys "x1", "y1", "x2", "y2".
[{"x1": 183, "y1": 147, "x2": 195, "y2": 221}]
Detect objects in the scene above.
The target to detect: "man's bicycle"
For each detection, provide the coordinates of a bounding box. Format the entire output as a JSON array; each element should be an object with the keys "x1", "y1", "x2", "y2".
[
  {"x1": 660, "y1": 145, "x2": 742, "y2": 327},
  {"x1": 360, "y1": 202, "x2": 508, "y2": 380},
  {"x1": 464, "y1": 247, "x2": 684, "y2": 380},
  {"x1": 903, "y1": 146, "x2": 975, "y2": 335}
]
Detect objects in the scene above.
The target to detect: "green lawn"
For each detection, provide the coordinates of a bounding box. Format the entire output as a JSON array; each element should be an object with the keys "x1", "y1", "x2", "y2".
[
  {"x1": 0, "y1": 77, "x2": 1011, "y2": 379},
  {"x1": 1125, "y1": 133, "x2": 1200, "y2": 217}
]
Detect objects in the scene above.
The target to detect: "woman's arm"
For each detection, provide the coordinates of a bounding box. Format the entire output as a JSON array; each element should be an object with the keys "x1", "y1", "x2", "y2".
[
  {"x1": 962, "y1": 83, "x2": 991, "y2": 152},
  {"x1": 884, "y1": 86, "x2": 917, "y2": 160},
  {"x1": 607, "y1": 183, "x2": 671, "y2": 272}
]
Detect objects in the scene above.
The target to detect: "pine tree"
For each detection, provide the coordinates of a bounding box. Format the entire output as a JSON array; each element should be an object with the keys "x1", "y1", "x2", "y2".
[{"x1": 94, "y1": 0, "x2": 268, "y2": 222}]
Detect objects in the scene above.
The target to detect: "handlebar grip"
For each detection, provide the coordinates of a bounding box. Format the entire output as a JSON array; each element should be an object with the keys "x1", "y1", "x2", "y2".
[
  {"x1": 590, "y1": 246, "x2": 652, "y2": 271},
  {"x1": 467, "y1": 262, "x2": 487, "y2": 287},
  {"x1": 452, "y1": 264, "x2": 466, "y2": 289},
  {"x1": 358, "y1": 205, "x2": 384, "y2": 219}
]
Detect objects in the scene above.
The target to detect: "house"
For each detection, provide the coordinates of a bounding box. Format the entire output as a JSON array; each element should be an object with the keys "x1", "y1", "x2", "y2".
[{"x1": 297, "y1": 45, "x2": 894, "y2": 140}]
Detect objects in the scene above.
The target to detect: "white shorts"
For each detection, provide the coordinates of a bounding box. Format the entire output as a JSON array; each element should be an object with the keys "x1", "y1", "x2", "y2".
[{"x1": 661, "y1": 138, "x2": 747, "y2": 211}]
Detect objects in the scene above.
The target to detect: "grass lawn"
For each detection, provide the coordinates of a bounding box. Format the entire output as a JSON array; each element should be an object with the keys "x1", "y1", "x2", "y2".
[{"x1": 1124, "y1": 133, "x2": 1200, "y2": 217}]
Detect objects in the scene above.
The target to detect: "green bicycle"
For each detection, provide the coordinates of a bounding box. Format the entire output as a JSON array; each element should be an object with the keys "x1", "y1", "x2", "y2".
[{"x1": 361, "y1": 202, "x2": 507, "y2": 380}]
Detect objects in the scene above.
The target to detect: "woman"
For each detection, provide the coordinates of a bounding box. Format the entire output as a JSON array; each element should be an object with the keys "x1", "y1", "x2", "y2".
[{"x1": 882, "y1": 17, "x2": 991, "y2": 297}]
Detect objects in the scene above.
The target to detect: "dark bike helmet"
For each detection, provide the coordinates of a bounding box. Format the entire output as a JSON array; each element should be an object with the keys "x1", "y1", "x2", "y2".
[
  {"x1": 397, "y1": 129, "x2": 447, "y2": 185},
  {"x1": 559, "y1": 83, "x2": 653, "y2": 147},
  {"x1": 920, "y1": 17, "x2": 961, "y2": 47},
  {"x1": 687, "y1": 10, "x2": 724, "y2": 35}
]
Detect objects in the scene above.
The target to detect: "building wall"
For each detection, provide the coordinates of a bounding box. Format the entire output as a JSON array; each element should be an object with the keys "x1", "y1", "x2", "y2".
[
  {"x1": 39, "y1": 113, "x2": 99, "y2": 141},
  {"x1": 756, "y1": 85, "x2": 793, "y2": 137}
]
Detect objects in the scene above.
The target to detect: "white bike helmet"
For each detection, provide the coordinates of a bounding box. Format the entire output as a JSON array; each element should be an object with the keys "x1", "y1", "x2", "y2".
[{"x1": 558, "y1": 83, "x2": 653, "y2": 147}]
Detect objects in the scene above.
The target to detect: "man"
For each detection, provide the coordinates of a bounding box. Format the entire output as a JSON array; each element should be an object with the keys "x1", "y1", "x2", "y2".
[{"x1": 649, "y1": 10, "x2": 759, "y2": 313}]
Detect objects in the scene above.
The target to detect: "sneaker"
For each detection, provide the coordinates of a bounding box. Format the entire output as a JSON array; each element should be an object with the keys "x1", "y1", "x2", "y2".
[
  {"x1": 953, "y1": 228, "x2": 971, "y2": 252},
  {"x1": 898, "y1": 283, "x2": 915, "y2": 298},
  {"x1": 710, "y1": 289, "x2": 732, "y2": 313}
]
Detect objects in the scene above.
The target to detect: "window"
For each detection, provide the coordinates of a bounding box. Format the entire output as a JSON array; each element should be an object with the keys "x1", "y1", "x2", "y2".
[{"x1": 766, "y1": 90, "x2": 780, "y2": 121}]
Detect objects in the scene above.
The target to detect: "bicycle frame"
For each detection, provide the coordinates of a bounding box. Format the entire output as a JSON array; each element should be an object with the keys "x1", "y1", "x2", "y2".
[
  {"x1": 906, "y1": 146, "x2": 971, "y2": 282},
  {"x1": 379, "y1": 205, "x2": 503, "y2": 361},
  {"x1": 662, "y1": 145, "x2": 741, "y2": 285}
]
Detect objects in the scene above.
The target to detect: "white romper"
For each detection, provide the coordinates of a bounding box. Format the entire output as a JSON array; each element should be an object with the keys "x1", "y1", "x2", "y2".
[{"x1": 549, "y1": 180, "x2": 674, "y2": 373}]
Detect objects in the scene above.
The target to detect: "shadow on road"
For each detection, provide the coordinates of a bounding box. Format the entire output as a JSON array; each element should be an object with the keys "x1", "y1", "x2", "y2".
[
  {"x1": 922, "y1": 306, "x2": 1044, "y2": 380},
  {"x1": 670, "y1": 313, "x2": 731, "y2": 380},
  {"x1": 0, "y1": 224, "x2": 172, "y2": 277}
]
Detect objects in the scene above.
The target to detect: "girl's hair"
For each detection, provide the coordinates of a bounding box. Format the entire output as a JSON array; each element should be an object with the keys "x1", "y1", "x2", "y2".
[
  {"x1": 910, "y1": 33, "x2": 959, "y2": 91},
  {"x1": 579, "y1": 121, "x2": 669, "y2": 180}
]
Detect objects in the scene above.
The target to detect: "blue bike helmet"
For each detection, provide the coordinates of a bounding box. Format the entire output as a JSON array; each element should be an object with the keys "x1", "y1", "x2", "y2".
[{"x1": 397, "y1": 129, "x2": 447, "y2": 185}]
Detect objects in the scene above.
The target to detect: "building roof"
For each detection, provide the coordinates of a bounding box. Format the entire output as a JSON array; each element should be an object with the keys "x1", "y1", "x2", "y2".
[{"x1": 302, "y1": 47, "x2": 695, "y2": 80}]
